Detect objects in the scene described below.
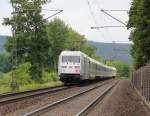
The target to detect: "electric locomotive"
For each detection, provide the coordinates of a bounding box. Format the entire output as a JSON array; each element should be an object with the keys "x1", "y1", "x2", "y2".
[{"x1": 58, "y1": 50, "x2": 116, "y2": 84}]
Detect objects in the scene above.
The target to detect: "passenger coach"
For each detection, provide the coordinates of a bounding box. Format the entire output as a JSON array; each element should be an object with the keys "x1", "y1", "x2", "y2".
[{"x1": 58, "y1": 51, "x2": 116, "y2": 84}]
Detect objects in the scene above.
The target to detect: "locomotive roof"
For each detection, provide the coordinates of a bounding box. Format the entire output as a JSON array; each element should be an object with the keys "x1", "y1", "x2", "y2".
[
  {"x1": 60, "y1": 50, "x2": 83, "y2": 56},
  {"x1": 60, "y1": 50, "x2": 116, "y2": 71}
]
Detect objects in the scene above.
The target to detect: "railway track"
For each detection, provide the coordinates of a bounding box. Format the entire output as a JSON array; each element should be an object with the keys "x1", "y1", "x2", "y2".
[
  {"x1": 23, "y1": 79, "x2": 119, "y2": 116},
  {"x1": 0, "y1": 85, "x2": 70, "y2": 105},
  {"x1": 75, "y1": 81, "x2": 118, "y2": 116}
]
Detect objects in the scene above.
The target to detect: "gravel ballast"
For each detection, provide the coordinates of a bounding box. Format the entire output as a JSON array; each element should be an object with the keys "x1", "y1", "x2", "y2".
[
  {"x1": 42, "y1": 80, "x2": 117, "y2": 116},
  {"x1": 87, "y1": 79, "x2": 150, "y2": 116},
  {"x1": 2, "y1": 80, "x2": 113, "y2": 116}
]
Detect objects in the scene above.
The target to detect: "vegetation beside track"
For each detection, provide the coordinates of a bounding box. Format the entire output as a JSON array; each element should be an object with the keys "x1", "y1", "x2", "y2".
[
  {"x1": 128, "y1": 0, "x2": 150, "y2": 69},
  {"x1": 106, "y1": 60, "x2": 130, "y2": 77},
  {"x1": 0, "y1": 62, "x2": 62, "y2": 94}
]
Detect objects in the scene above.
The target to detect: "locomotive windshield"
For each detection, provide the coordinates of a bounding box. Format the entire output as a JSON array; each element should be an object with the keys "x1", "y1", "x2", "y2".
[{"x1": 62, "y1": 56, "x2": 80, "y2": 63}]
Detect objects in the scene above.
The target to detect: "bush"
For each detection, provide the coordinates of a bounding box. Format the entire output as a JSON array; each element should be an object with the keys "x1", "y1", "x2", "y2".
[
  {"x1": 0, "y1": 62, "x2": 61, "y2": 93},
  {"x1": 0, "y1": 73, "x2": 12, "y2": 93},
  {"x1": 13, "y1": 62, "x2": 33, "y2": 86},
  {"x1": 42, "y1": 71, "x2": 58, "y2": 83},
  {"x1": 0, "y1": 73, "x2": 11, "y2": 85}
]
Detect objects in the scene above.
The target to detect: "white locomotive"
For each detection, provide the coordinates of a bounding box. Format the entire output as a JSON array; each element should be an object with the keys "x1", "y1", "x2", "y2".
[{"x1": 58, "y1": 51, "x2": 116, "y2": 84}]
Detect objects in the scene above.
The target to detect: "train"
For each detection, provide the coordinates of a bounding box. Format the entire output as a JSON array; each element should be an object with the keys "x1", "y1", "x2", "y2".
[{"x1": 58, "y1": 50, "x2": 116, "y2": 84}]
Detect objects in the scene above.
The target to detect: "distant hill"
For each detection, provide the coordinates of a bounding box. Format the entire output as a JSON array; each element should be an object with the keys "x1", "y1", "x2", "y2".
[
  {"x1": 87, "y1": 41, "x2": 133, "y2": 64},
  {"x1": 0, "y1": 35, "x2": 133, "y2": 64}
]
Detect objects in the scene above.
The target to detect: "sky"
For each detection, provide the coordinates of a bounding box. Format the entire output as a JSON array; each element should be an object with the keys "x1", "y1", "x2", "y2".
[{"x1": 0, "y1": 0, "x2": 132, "y2": 43}]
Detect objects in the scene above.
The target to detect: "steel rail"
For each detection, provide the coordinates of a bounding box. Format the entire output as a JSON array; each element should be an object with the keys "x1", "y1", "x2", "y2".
[
  {"x1": 0, "y1": 85, "x2": 63, "y2": 97},
  {"x1": 23, "y1": 79, "x2": 115, "y2": 116},
  {"x1": 0, "y1": 86, "x2": 71, "y2": 104},
  {"x1": 75, "y1": 80, "x2": 119, "y2": 116}
]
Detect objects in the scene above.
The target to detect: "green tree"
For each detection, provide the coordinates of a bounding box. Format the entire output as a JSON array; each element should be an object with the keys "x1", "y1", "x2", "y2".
[
  {"x1": 128, "y1": 0, "x2": 150, "y2": 69},
  {"x1": 66, "y1": 28, "x2": 86, "y2": 50},
  {"x1": 106, "y1": 60, "x2": 130, "y2": 77},
  {"x1": 46, "y1": 18, "x2": 69, "y2": 70},
  {"x1": 81, "y1": 44, "x2": 101, "y2": 61},
  {"x1": 3, "y1": 0, "x2": 50, "y2": 82},
  {"x1": 46, "y1": 18, "x2": 102, "y2": 70}
]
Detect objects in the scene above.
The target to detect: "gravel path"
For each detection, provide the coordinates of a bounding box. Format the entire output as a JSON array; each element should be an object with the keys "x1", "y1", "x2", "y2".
[
  {"x1": 87, "y1": 79, "x2": 150, "y2": 116},
  {"x1": 3, "y1": 79, "x2": 113, "y2": 116},
  {"x1": 42, "y1": 80, "x2": 117, "y2": 116}
]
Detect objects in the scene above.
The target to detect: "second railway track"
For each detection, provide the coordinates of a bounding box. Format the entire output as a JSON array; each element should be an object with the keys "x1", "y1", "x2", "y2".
[
  {"x1": 23, "y1": 79, "x2": 119, "y2": 116},
  {"x1": 0, "y1": 85, "x2": 70, "y2": 104}
]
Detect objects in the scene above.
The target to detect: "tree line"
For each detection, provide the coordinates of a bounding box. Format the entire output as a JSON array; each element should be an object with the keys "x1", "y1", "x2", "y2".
[
  {"x1": 3, "y1": 0, "x2": 101, "y2": 82},
  {"x1": 128, "y1": 0, "x2": 150, "y2": 69}
]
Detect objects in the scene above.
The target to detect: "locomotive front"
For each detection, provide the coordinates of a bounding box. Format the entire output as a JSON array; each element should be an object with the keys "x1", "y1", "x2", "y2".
[{"x1": 58, "y1": 51, "x2": 82, "y2": 84}]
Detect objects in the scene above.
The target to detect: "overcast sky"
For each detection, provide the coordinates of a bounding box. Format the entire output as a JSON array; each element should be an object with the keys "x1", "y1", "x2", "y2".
[{"x1": 0, "y1": 0, "x2": 132, "y2": 43}]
